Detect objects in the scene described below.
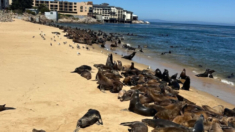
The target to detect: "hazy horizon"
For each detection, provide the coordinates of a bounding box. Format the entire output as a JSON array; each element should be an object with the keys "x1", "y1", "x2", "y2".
[{"x1": 68, "y1": 0, "x2": 235, "y2": 25}]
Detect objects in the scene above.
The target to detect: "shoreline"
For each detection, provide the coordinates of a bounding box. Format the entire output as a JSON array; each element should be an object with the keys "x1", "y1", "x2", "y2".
[{"x1": 0, "y1": 19, "x2": 234, "y2": 132}]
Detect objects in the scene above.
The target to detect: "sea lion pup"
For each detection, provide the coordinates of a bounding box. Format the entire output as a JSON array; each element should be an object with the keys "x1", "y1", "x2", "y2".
[
  {"x1": 74, "y1": 109, "x2": 103, "y2": 132},
  {"x1": 192, "y1": 115, "x2": 204, "y2": 132},
  {"x1": 122, "y1": 52, "x2": 136, "y2": 60},
  {"x1": 180, "y1": 69, "x2": 187, "y2": 79},
  {"x1": 117, "y1": 60, "x2": 122, "y2": 71},
  {"x1": 0, "y1": 104, "x2": 15, "y2": 111},
  {"x1": 128, "y1": 90, "x2": 157, "y2": 116},
  {"x1": 106, "y1": 53, "x2": 114, "y2": 68},
  {"x1": 171, "y1": 73, "x2": 178, "y2": 79},
  {"x1": 202, "y1": 105, "x2": 222, "y2": 116},
  {"x1": 169, "y1": 79, "x2": 180, "y2": 90},
  {"x1": 162, "y1": 69, "x2": 170, "y2": 82},
  {"x1": 155, "y1": 68, "x2": 163, "y2": 79},
  {"x1": 120, "y1": 121, "x2": 148, "y2": 132},
  {"x1": 32, "y1": 129, "x2": 46, "y2": 132},
  {"x1": 224, "y1": 108, "x2": 235, "y2": 117},
  {"x1": 118, "y1": 89, "x2": 135, "y2": 101},
  {"x1": 209, "y1": 123, "x2": 223, "y2": 132},
  {"x1": 71, "y1": 65, "x2": 92, "y2": 74},
  {"x1": 181, "y1": 76, "x2": 191, "y2": 90}
]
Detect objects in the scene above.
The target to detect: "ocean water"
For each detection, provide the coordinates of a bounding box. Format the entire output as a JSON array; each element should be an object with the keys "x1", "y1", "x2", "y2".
[{"x1": 57, "y1": 22, "x2": 235, "y2": 86}]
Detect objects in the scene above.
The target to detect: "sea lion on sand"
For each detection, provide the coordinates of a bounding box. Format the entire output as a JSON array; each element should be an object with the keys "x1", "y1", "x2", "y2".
[
  {"x1": 196, "y1": 69, "x2": 210, "y2": 77},
  {"x1": 209, "y1": 123, "x2": 223, "y2": 132},
  {"x1": 171, "y1": 73, "x2": 178, "y2": 79},
  {"x1": 142, "y1": 118, "x2": 186, "y2": 128},
  {"x1": 152, "y1": 127, "x2": 190, "y2": 132},
  {"x1": 118, "y1": 89, "x2": 135, "y2": 101},
  {"x1": 162, "y1": 69, "x2": 170, "y2": 82},
  {"x1": 193, "y1": 115, "x2": 204, "y2": 132},
  {"x1": 71, "y1": 65, "x2": 92, "y2": 74},
  {"x1": 106, "y1": 53, "x2": 114, "y2": 68},
  {"x1": 117, "y1": 60, "x2": 122, "y2": 71},
  {"x1": 32, "y1": 129, "x2": 46, "y2": 132},
  {"x1": 169, "y1": 79, "x2": 180, "y2": 90},
  {"x1": 120, "y1": 121, "x2": 148, "y2": 132},
  {"x1": 0, "y1": 104, "x2": 15, "y2": 112},
  {"x1": 155, "y1": 68, "x2": 162, "y2": 79},
  {"x1": 180, "y1": 69, "x2": 187, "y2": 79},
  {"x1": 74, "y1": 109, "x2": 103, "y2": 132},
  {"x1": 224, "y1": 108, "x2": 235, "y2": 117},
  {"x1": 128, "y1": 90, "x2": 157, "y2": 116},
  {"x1": 181, "y1": 76, "x2": 190, "y2": 90},
  {"x1": 122, "y1": 52, "x2": 136, "y2": 60}
]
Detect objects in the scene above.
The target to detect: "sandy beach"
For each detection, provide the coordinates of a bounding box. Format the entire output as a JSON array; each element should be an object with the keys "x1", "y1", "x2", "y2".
[{"x1": 0, "y1": 19, "x2": 234, "y2": 132}]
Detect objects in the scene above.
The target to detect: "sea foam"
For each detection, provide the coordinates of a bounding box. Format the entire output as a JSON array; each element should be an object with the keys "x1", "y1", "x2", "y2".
[{"x1": 221, "y1": 79, "x2": 234, "y2": 86}]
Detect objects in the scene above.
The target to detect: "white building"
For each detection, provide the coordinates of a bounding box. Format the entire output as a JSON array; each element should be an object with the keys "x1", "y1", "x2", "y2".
[{"x1": 45, "y1": 11, "x2": 58, "y2": 22}]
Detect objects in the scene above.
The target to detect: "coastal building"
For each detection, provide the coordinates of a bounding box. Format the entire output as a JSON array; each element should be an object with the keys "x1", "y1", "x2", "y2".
[
  {"x1": 91, "y1": 3, "x2": 133, "y2": 23},
  {"x1": 33, "y1": 0, "x2": 93, "y2": 16},
  {"x1": 0, "y1": 0, "x2": 9, "y2": 10},
  {"x1": 44, "y1": 11, "x2": 58, "y2": 22}
]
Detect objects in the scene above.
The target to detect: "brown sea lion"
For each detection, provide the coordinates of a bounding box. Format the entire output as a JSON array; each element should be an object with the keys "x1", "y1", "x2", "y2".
[
  {"x1": 106, "y1": 53, "x2": 114, "y2": 69},
  {"x1": 180, "y1": 69, "x2": 186, "y2": 79},
  {"x1": 209, "y1": 123, "x2": 223, "y2": 132},
  {"x1": 202, "y1": 105, "x2": 222, "y2": 115},
  {"x1": 212, "y1": 105, "x2": 224, "y2": 115},
  {"x1": 224, "y1": 108, "x2": 235, "y2": 117},
  {"x1": 128, "y1": 90, "x2": 157, "y2": 116},
  {"x1": 152, "y1": 127, "x2": 190, "y2": 132},
  {"x1": 172, "y1": 113, "x2": 193, "y2": 125},
  {"x1": 122, "y1": 52, "x2": 136, "y2": 60},
  {"x1": 74, "y1": 109, "x2": 103, "y2": 132},
  {"x1": 32, "y1": 129, "x2": 46, "y2": 132},
  {"x1": 117, "y1": 60, "x2": 122, "y2": 71},
  {"x1": 120, "y1": 121, "x2": 148, "y2": 132},
  {"x1": 71, "y1": 65, "x2": 92, "y2": 74}
]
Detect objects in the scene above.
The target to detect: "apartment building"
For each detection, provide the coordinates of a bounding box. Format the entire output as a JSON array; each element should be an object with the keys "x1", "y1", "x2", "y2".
[
  {"x1": 91, "y1": 3, "x2": 133, "y2": 23},
  {"x1": 33, "y1": 0, "x2": 93, "y2": 15}
]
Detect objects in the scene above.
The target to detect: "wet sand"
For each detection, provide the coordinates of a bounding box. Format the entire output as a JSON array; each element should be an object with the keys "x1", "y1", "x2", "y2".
[{"x1": 0, "y1": 19, "x2": 234, "y2": 132}]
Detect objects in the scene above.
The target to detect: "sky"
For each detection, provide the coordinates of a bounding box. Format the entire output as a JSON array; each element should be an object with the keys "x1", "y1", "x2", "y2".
[{"x1": 67, "y1": 0, "x2": 235, "y2": 24}]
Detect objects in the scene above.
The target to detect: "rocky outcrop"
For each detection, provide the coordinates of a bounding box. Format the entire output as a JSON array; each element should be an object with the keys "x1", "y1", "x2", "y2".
[{"x1": 58, "y1": 17, "x2": 100, "y2": 24}]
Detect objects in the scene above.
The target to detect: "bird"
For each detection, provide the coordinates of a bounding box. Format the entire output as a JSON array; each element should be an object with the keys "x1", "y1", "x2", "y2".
[
  {"x1": 101, "y1": 51, "x2": 103, "y2": 53},
  {"x1": 50, "y1": 43, "x2": 52, "y2": 46},
  {"x1": 86, "y1": 47, "x2": 89, "y2": 50},
  {"x1": 77, "y1": 52, "x2": 80, "y2": 55},
  {"x1": 58, "y1": 43, "x2": 60, "y2": 45},
  {"x1": 32, "y1": 36, "x2": 35, "y2": 38}
]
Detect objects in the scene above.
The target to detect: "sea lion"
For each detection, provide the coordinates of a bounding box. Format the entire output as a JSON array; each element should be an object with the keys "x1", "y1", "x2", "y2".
[
  {"x1": 180, "y1": 69, "x2": 186, "y2": 79},
  {"x1": 117, "y1": 60, "x2": 122, "y2": 71},
  {"x1": 0, "y1": 104, "x2": 15, "y2": 112},
  {"x1": 128, "y1": 90, "x2": 157, "y2": 116},
  {"x1": 224, "y1": 108, "x2": 235, "y2": 117},
  {"x1": 193, "y1": 114, "x2": 204, "y2": 132},
  {"x1": 142, "y1": 118, "x2": 186, "y2": 128},
  {"x1": 74, "y1": 109, "x2": 103, "y2": 132},
  {"x1": 162, "y1": 69, "x2": 170, "y2": 82},
  {"x1": 181, "y1": 76, "x2": 190, "y2": 90},
  {"x1": 122, "y1": 52, "x2": 136, "y2": 60},
  {"x1": 169, "y1": 79, "x2": 180, "y2": 90},
  {"x1": 118, "y1": 89, "x2": 135, "y2": 101},
  {"x1": 196, "y1": 69, "x2": 211, "y2": 77},
  {"x1": 106, "y1": 53, "x2": 114, "y2": 68},
  {"x1": 152, "y1": 127, "x2": 190, "y2": 132},
  {"x1": 209, "y1": 123, "x2": 223, "y2": 132},
  {"x1": 32, "y1": 129, "x2": 46, "y2": 132},
  {"x1": 171, "y1": 73, "x2": 178, "y2": 79},
  {"x1": 155, "y1": 68, "x2": 162, "y2": 79},
  {"x1": 71, "y1": 65, "x2": 92, "y2": 74},
  {"x1": 120, "y1": 121, "x2": 148, "y2": 132}
]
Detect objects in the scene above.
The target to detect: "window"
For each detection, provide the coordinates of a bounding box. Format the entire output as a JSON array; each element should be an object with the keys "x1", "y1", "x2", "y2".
[
  {"x1": 80, "y1": 6, "x2": 83, "y2": 9},
  {"x1": 80, "y1": 10, "x2": 83, "y2": 12},
  {"x1": 85, "y1": 7, "x2": 87, "y2": 9},
  {"x1": 85, "y1": 10, "x2": 87, "y2": 12},
  {"x1": 50, "y1": 12, "x2": 53, "y2": 14}
]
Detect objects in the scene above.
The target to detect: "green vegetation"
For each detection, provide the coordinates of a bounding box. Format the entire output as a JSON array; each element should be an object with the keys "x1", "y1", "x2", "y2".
[
  {"x1": 58, "y1": 13, "x2": 76, "y2": 19},
  {"x1": 37, "y1": 4, "x2": 50, "y2": 14},
  {"x1": 10, "y1": 0, "x2": 33, "y2": 12},
  {"x1": 25, "y1": 10, "x2": 36, "y2": 15}
]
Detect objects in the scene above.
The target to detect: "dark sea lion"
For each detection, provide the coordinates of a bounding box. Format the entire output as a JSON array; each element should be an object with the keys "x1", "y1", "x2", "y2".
[
  {"x1": 117, "y1": 60, "x2": 122, "y2": 71},
  {"x1": 0, "y1": 104, "x2": 15, "y2": 112},
  {"x1": 122, "y1": 52, "x2": 136, "y2": 60},
  {"x1": 162, "y1": 69, "x2": 170, "y2": 82},
  {"x1": 169, "y1": 79, "x2": 180, "y2": 90},
  {"x1": 106, "y1": 53, "x2": 114, "y2": 68},
  {"x1": 193, "y1": 115, "x2": 204, "y2": 132},
  {"x1": 171, "y1": 73, "x2": 178, "y2": 79},
  {"x1": 180, "y1": 69, "x2": 187, "y2": 79},
  {"x1": 142, "y1": 118, "x2": 186, "y2": 128},
  {"x1": 71, "y1": 65, "x2": 92, "y2": 74},
  {"x1": 74, "y1": 109, "x2": 103, "y2": 132},
  {"x1": 181, "y1": 76, "x2": 190, "y2": 90},
  {"x1": 120, "y1": 121, "x2": 148, "y2": 132},
  {"x1": 155, "y1": 68, "x2": 162, "y2": 79},
  {"x1": 32, "y1": 129, "x2": 46, "y2": 132},
  {"x1": 128, "y1": 90, "x2": 157, "y2": 116},
  {"x1": 196, "y1": 69, "x2": 210, "y2": 77},
  {"x1": 224, "y1": 108, "x2": 235, "y2": 117}
]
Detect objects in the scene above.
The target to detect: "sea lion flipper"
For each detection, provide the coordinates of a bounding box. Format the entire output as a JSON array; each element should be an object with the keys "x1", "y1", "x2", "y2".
[{"x1": 74, "y1": 126, "x2": 80, "y2": 132}]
